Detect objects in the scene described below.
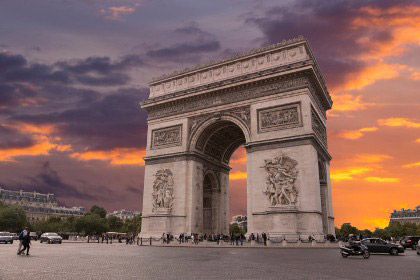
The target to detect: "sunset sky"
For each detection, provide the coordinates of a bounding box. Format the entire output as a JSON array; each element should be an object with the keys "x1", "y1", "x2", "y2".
[{"x1": 0, "y1": 0, "x2": 419, "y2": 231}]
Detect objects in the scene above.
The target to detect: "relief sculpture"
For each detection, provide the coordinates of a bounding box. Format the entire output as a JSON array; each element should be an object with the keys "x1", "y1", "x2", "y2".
[
  {"x1": 152, "y1": 169, "x2": 175, "y2": 211},
  {"x1": 262, "y1": 153, "x2": 299, "y2": 206},
  {"x1": 258, "y1": 104, "x2": 301, "y2": 132},
  {"x1": 152, "y1": 125, "x2": 181, "y2": 149}
]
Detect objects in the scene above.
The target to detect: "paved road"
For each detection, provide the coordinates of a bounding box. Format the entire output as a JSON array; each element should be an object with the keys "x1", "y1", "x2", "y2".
[{"x1": 0, "y1": 242, "x2": 418, "y2": 280}]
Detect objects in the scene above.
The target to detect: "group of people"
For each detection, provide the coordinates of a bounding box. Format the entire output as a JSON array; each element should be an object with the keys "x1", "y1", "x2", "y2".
[{"x1": 16, "y1": 227, "x2": 31, "y2": 256}]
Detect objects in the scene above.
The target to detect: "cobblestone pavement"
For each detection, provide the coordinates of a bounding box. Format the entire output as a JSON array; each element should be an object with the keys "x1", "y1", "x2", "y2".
[{"x1": 0, "y1": 242, "x2": 418, "y2": 280}]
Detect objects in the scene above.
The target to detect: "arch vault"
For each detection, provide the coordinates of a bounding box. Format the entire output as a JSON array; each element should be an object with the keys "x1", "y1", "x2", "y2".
[{"x1": 139, "y1": 36, "x2": 335, "y2": 239}]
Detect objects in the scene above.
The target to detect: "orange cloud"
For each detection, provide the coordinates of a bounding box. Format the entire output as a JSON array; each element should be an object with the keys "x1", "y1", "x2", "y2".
[
  {"x1": 415, "y1": 138, "x2": 420, "y2": 143},
  {"x1": 70, "y1": 148, "x2": 146, "y2": 165},
  {"x1": 353, "y1": 154, "x2": 392, "y2": 163},
  {"x1": 378, "y1": 118, "x2": 420, "y2": 128},
  {"x1": 330, "y1": 167, "x2": 372, "y2": 182},
  {"x1": 338, "y1": 63, "x2": 404, "y2": 91},
  {"x1": 330, "y1": 94, "x2": 369, "y2": 112},
  {"x1": 229, "y1": 171, "x2": 247, "y2": 180},
  {"x1": 410, "y1": 72, "x2": 420, "y2": 80},
  {"x1": 402, "y1": 162, "x2": 420, "y2": 168},
  {"x1": 337, "y1": 127, "x2": 378, "y2": 140},
  {"x1": 14, "y1": 123, "x2": 55, "y2": 135},
  {"x1": 361, "y1": 218, "x2": 389, "y2": 229},
  {"x1": 363, "y1": 177, "x2": 400, "y2": 183}
]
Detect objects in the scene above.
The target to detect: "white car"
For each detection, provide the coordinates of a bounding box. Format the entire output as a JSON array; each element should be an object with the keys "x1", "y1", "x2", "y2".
[{"x1": 0, "y1": 232, "x2": 14, "y2": 244}]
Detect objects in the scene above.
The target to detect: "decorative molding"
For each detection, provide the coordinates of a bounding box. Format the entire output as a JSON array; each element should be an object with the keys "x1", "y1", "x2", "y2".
[
  {"x1": 151, "y1": 124, "x2": 182, "y2": 149},
  {"x1": 258, "y1": 102, "x2": 302, "y2": 133},
  {"x1": 311, "y1": 108, "x2": 327, "y2": 146},
  {"x1": 261, "y1": 153, "x2": 299, "y2": 206},
  {"x1": 189, "y1": 106, "x2": 250, "y2": 134},
  {"x1": 150, "y1": 36, "x2": 306, "y2": 84},
  {"x1": 152, "y1": 169, "x2": 175, "y2": 212},
  {"x1": 148, "y1": 75, "x2": 315, "y2": 119}
]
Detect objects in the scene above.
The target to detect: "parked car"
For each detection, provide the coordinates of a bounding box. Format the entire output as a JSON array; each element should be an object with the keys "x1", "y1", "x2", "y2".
[
  {"x1": 0, "y1": 232, "x2": 14, "y2": 244},
  {"x1": 400, "y1": 236, "x2": 420, "y2": 250},
  {"x1": 40, "y1": 232, "x2": 62, "y2": 244},
  {"x1": 29, "y1": 232, "x2": 38, "y2": 241},
  {"x1": 11, "y1": 233, "x2": 18, "y2": 240},
  {"x1": 361, "y1": 238, "x2": 404, "y2": 255},
  {"x1": 417, "y1": 242, "x2": 420, "y2": 255}
]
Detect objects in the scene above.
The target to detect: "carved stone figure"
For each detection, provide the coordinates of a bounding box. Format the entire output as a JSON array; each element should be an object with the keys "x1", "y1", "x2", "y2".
[
  {"x1": 152, "y1": 169, "x2": 175, "y2": 211},
  {"x1": 259, "y1": 105, "x2": 300, "y2": 132},
  {"x1": 262, "y1": 153, "x2": 299, "y2": 206}
]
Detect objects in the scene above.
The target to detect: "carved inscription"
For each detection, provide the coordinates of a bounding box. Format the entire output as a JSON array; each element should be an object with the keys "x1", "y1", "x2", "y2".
[
  {"x1": 311, "y1": 109, "x2": 327, "y2": 146},
  {"x1": 262, "y1": 153, "x2": 299, "y2": 206},
  {"x1": 151, "y1": 125, "x2": 182, "y2": 149},
  {"x1": 258, "y1": 103, "x2": 301, "y2": 132},
  {"x1": 152, "y1": 169, "x2": 175, "y2": 212}
]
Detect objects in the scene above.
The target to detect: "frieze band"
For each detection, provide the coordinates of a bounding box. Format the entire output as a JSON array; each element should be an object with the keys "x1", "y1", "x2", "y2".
[
  {"x1": 151, "y1": 124, "x2": 182, "y2": 149},
  {"x1": 258, "y1": 103, "x2": 301, "y2": 133}
]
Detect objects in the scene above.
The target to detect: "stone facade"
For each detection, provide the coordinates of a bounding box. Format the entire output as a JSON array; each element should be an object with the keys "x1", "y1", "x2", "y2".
[
  {"x1": 139, "y1": 36, "x2": 334, "y2": 238},
  {"x1": 390, "y1": 206, "x2": 420, "y2": 225},
  {"x1": 0, "y1": 187, "x2": 85, "y2": 221},
  {"x1": 107, "y1": 209, "x2": 141, "y2": 221}
]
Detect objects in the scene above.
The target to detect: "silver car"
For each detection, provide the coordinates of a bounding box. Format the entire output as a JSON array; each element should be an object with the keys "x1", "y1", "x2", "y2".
[
  {"x1": 0, "y1": 232, "x2": 14, "y2": 244},
  {"x1": 40, "y1": 232, "x2": 62, "y2": 244}
]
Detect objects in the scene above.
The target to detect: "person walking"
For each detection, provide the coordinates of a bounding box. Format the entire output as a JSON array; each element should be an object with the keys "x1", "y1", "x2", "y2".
[
  {"x1": 19, "y1": 231, "x2": 31, "y2": 256},
  {"x1": 17, "y1": 228, "x2": 28, "y2": 255},
  {"x1": 262, "y1": 232, "x2": 267, "y2": 246}
]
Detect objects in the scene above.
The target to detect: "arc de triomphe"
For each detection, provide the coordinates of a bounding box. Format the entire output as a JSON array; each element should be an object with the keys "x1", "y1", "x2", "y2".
[{"x1": 139, "y1": 36, "x2": 334, "y2": 238}]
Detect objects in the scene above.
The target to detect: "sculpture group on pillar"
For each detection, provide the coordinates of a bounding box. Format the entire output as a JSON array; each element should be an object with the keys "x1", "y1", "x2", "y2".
[
  {"x1": 152, "y1": 169, "x2": 175, "y2": 211},
  {"x1": 262, "y1": 153, "x2": 299, "y2": 206}
]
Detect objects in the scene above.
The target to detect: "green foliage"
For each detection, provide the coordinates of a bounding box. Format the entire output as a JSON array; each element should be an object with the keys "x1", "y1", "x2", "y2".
[
  {"x1": 229, "y1": 223, "x2": 245, "y2": 235},
  {"x1": 89, "y1": 205, "x2": 107, "y2": 218},
  {"x1": 121, "y1": 214, "x2": 142, "y2": 234},
  {"x1": 75, "y1": 214, "x2": 108, "y2": 235},
  {"x1": 0, "y1": 204, "x2": 27, "y2": 232},
  {"x1": 107, "y1": 216, "x2": 124, "y2": 231},
  {"x1": 337, "y1": 221, "x2": 419, "y2": 239}
]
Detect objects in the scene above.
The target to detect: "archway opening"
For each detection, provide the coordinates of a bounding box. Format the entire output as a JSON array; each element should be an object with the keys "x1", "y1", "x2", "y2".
[{"x1": 194, "y1": 119, "x2": 248, "y2": 235}]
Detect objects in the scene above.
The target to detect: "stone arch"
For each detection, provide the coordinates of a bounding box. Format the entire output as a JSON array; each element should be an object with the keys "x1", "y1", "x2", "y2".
[{"x1": 189, "y1": 115, "x2": 250, "y2": 164}]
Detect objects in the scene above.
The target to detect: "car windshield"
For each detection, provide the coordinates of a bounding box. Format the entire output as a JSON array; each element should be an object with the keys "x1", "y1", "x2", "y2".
[{"x1": 45, "y1": 233, "x2": 58, "y2": 236}]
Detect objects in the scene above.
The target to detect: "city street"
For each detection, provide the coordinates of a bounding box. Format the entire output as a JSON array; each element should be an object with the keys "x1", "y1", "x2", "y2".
[{"x1": 0, "y1": 242, "x2": 418, "y2": 280}]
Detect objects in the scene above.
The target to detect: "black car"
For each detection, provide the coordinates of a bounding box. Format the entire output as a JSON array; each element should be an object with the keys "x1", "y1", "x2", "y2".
[
  {"x1": 361, "y1": 238, "x2": 404, "y2": 255},
  {"x1": 400, "y1": 236, "x2": 420, "y2": 250}
]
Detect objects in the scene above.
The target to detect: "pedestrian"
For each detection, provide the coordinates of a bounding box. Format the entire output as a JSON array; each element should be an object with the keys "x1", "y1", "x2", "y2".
[
  {"x1": 262, "y1": 232, "x2": 267, "y2": 246},
  {"x1": 17, "y1": 228, "x2": 28, "y2": 255},
  {"x1": 19, "y1": 231, "x2": 31, "y2": 256}
]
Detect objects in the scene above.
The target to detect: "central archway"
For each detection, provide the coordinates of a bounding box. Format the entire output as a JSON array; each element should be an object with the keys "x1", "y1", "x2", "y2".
[{"x1": 190, "y1": 118, "x2": 248, "y2": 235}]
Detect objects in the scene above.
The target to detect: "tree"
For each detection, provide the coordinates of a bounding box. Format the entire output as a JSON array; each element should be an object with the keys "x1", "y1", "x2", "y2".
[
  {"x1": 0, "y1": 204, "x2": 27, "y2": 232},
  {"x1": 107, "y1": 216, "x2": 123, "y2": 232},
  {"x1": 121, "y1": 214, "x2": 142, "y2": 234},
  {"x1": 75, "y1": 214, "x2": 108, "y2": 235},
  {"x1": 229, "y1": 223, "x2": 245, "y2": 235},
  {"x1": 337, "y1": 223, "x2": 358, "y2": 237},
  {"x1": 90, "y1": 205, "x2": 107, "y2": 218}
]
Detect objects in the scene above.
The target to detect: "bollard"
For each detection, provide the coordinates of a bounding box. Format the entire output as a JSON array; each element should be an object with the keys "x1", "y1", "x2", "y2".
[
  {"x1": 149, "y1": 238, "x2": 152, "y2": 246},
  {"x1": 282, "y1": 240, "x2": 287, "y2": 247},
  {"x1": 88, "y1": 236, "x2": 90, "y2": 243},
  {"x1": 140, "y1": 237, "x2": 143, "y2": 246}
]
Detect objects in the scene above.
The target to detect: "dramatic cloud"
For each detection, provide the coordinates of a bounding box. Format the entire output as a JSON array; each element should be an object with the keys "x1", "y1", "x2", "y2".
[
  {"x1": 337, "y1": 127, "x2": 378, "y2": 140},
  {"x1": 100, "y1": 4, "x2": 140, "y2": 21},
  {"x1": 363, "y1": 177, "x2": 400, "y2": 183},
  {"x1": 245, "y1": 0, "x2": 419, "y2": 91},
  {"x1": 378, "y1": 118, "x2": 420, "y2": 128},
  {"x1": 352, "y1": 154, "x2": 392, "y2": 163},
  {"x1": 402, "y1": 162, "x2": 420, "y2": 168},
  {"x1": 330, "y1": 167, "x2": 372, "y2": 182},
  {"x1": 70, "y1": 148, "x2": 146, "y2": 166},
  {"x1": 146, "y1": 24, "x2": 221, "y2": 63}
]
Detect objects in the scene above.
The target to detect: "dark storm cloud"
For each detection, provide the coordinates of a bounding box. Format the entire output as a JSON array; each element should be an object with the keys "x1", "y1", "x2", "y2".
[
  {"x1": 0, "y1": 82, "x2": 38, "y2": 109},
  {"x1": 0, "y1": 124, "x2": 34, "y2": 149},
  {"x1": 146, "y1": 24, "x2": 221, "y2": 63},
  {"x1": 12, "y1": 88, "x2": 149, "y2": 151},
  {"x1": 0, "y1": 52, "x2": 145, "y2": 88},
  {"x1": 245, "y1": 0, "x2": 413, "y2": 88},
  {"x1": 3, "y1": 161, "x2": 93, "y2": 200}
]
